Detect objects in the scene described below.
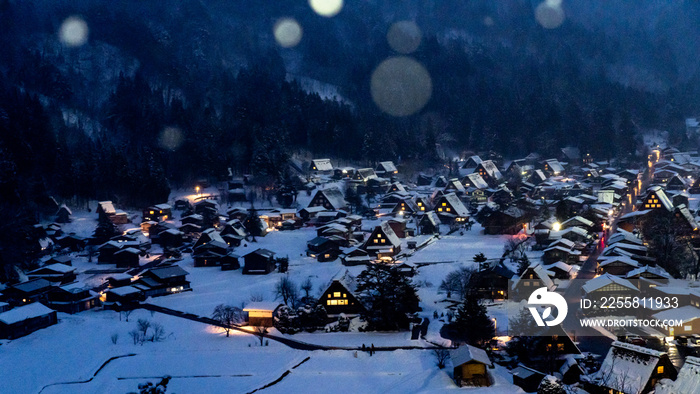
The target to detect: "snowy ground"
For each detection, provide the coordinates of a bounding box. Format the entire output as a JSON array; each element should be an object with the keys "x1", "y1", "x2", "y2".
[
  {"x1": 9, "y1": 195, "x2": 550, "y2": 392},
  {"x1": 2, "y1": 308, "x2": 524, "y2": 394}
]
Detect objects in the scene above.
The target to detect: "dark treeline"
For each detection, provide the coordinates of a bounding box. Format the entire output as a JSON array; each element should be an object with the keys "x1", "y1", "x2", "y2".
[{"x1": 1, "y1": 0, "x2": 700, "y2": 277}]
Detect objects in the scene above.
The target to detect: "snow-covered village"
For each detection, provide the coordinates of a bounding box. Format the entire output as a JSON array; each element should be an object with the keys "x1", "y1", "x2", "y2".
[{"x1": 4, "y1": 1, "x2": 700, "y2": 394}]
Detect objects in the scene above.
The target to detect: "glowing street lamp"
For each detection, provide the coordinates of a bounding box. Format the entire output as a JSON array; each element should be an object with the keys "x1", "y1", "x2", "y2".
[
  {"x1": 195, "y1": 186, "x2": 200, "y2": 195},
  {"x1": 552, "y1": 222, "x2": 561, "y2": 232}
]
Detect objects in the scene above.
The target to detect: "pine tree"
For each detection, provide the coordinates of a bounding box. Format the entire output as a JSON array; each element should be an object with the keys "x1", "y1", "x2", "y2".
[
  {"x1": 356, "y1": 264, "x2": 420, "y2": 331},
  {"x1": 449, "y1": 296, "x2": 494, "y2": 346}
]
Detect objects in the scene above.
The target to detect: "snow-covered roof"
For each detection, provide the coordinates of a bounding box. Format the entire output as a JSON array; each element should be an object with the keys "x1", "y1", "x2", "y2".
[
  {"x1": 243, "y1": 301, "x2": 282, "y2": 312},
  {"x1": 596, "y1": 341, "x2": 665, "y2": 394},
  {"x1": 154, "y1": 203, "x2": 171, "y2": 210},
  {"x1": 598, "y1": 255, "x2": 639, "y2": 268},
  {"x1": 463, "y1": 173, "x2": 488, "y2": 189},
  {"x1": 377, "y1": 161, "x2": 397, "y2": 172},
  {"x1": 450, "y1": 344, "x2": 492, "y2": 367},
  {"x1": 626, "y1": 265, "x2": 671, "y2": 280},
  {"x1": 652, "y1": 305, "x2": 700, "y2": 324},
  {"x1": 659, "y1": 356, "x2": 700, "y2": 394},
  {"x1": 312, "y1": 159, "x2": 333, "y2": 171},
  {"x1": 439, "y1": 193, "x2": 469, "y2": 217},
  {"x1": 561, "y1": 216, "x2": 594, "y2": 228},
  {"x1": 98, "y1": 201, "x2": 116, "y2": 214},
  {"x1": 0, "y1": 303, "x2": 55, "y2": 325},
  {"x1": 27, "y1": 263, "x2": 75, "y2": 275},
  {"x1": 543, "y1": 261, "x2": 573, "y2": 273},
  {"x1": 582, "y1": 274, "x2": 638, "y2": 294},
  {"x1": 145, "y1": 265, "x2": 189, "y2": 280},
  {"x1": 107, "y1": 286, "x2": 141, "y2": 296}
]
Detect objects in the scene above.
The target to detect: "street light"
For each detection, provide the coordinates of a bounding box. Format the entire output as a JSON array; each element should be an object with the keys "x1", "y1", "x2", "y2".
[
  {"x1": 552, "y1": 222, "x2": 561, "y2": 232},
  {"x1": 195, "y1": 186, "x2": 200, "y2": 195}
]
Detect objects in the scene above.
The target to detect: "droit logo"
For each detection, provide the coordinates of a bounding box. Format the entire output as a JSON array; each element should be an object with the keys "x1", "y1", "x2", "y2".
[{"x1": 527, "y1": 287, "x2": 568, "y2": 327}]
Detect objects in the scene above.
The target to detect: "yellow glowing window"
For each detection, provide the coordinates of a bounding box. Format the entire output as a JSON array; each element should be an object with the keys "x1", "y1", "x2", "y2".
[
  {"x1": 442, "y1": 203, "x2": 446, "y2": 206},
  {"x1": 557, "y1": 343, "x2": 564, "y2": 351},
  {"x1": 328, "y1": 300, "x2": 338, "y2": 305},
  {"x1": 657, "y1": 366, "x2": 664, "y2": 374},
  {"x1": 417, "y1": 202, "x2": 422, "y2": 206},
  {"x1": 333, "y1": 292, "x2": 341, "y2": 297},
  {"x1": 163, "y1": 215, "x2": 168, "y2": 220},
  {"x1": 420, "y1": 207, "x2": 425, "y2": 211},
  {"x1": 438, "y1": 208, "x2": 443, "y2": 212},
  {"x1": 343, "y1": 293, "x2": 347, "y2": 298},
  {"x1": 374, "y1": 239, "x2": 378, "y2": 244},
  {"x1": 377, "y1": 234, "x2": 381, "y2": 238},
  {"x1": 653, "y1": 199, "x2": 658, "y2": 203},
  {"x1": 150, "y1": 211, "x2": 154, "y2": 214},
  {"x1": 446, "y1": 207, "x2": 451, "y2": 212},
  {"x1": 381, "y1": 239, "x2": 386, "y2": 243},
  {"x1": 327, "y1": 294, "x2": 331, "y2": 298}
]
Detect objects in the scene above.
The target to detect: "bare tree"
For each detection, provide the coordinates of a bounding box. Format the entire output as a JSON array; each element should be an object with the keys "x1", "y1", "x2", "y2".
[
  {"x1": 439, "y1": 267, "x2": 474, "y2": 300},
  {"x1": 275, "y1": 276, "x2": 299, "y2": 307},
  {"x1": 151, "y1": 322, "x2": 166, "y2": 342},
  {"x1": 129, "y1": 329, "x2": 141, "y2": 345},
  {"x1": 433, "y1": 348, "x2": 449, "y2": 369},
  {"x1": 122, "y1": 309, "x2": 133, "y2": 322},
  {"x1": 249, "y1": 293, "x2": 264, "y2": 302},
  {"x1": 301, "y1": 277, "x2": 313, "y2": 299},
  {"x1": 137, "y1": 318, "x2": 151, "y2": 340},
  {"x1": 254, "y1": 326, "x2": 267, "y2": 346},
  {"x1": 110, "y1": 333, "x2": 119, "y2": 344},
  {"x1": 212, "y1": 304, "x2": 244, "y2": 337}
]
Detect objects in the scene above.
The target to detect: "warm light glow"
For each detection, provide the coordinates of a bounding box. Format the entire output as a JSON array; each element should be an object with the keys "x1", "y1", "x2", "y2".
[{"x1": 552, "y1": 222, "x2": 561, "y2": 231}]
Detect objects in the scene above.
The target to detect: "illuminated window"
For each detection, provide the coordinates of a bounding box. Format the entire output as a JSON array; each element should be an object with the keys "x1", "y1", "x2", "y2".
[
  {"x1": 446, "y1": 207, "x2": 451, "y2": 212},
  {"x1": 381, "y1": 239, "x2": 386, "y2": 243},
  {"x1": 377, "y1": 234, "x2": 381, "y2": 238},
  {"x1": 374, "y1": 239, "x2": 378, "y2": 244},
  {"x1": 150, "y1": 211, "x2": 154, "y2": 214},
  {"x1": 343, "y1": 293, "x2": 347, "y2": 298},
  {"x1": 557, "y1": 343, "x2": 564, "y2": 351},
  {"x1": 438, "y1": 208, "x2": 443, "y2": 212},
  {"x1": 328, "y1": 300, "x2": 338, "y2": 305},
  {"x1": 420, "y1": 207, "x2": 425, "y2": 211},
  {"x1": 442, "y1": 203, "x2": 447, "y2": 206},
  {"x1": 333, "y1": 292, "x2": 341, "y2": 298},
  {"x1": 524, "y1": 282, "x2": 530, "y2": 286},
  {"x1": 529, "y1": 274, "x2": 534, "y2": 279},
  {"x1": 327, "y1": 294, "x2": 331, "y2": 298},
  {"x1": 657, "y1": 366, "x2": 664, "y2": 374}
]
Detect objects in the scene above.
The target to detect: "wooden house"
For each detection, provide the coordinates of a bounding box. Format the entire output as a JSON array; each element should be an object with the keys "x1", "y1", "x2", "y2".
[
  {"x1": 474, "y1": 160, "x2": 503, "y2": 187},
  {"x1": 113, "y1": 247, "x2": 140, "y2": 268},
  {"x1": 0, "y1": 303, "x2": 57, "y2": 339},
  {"x1": 582, "y1": 273, "x2": 639, "y2": 300},
  {"x1": 470, "y1": 262, "x2": 515, "y2": 300},
  {"x1": 542, "y1": 261, "x2": 574, "y2": 280},
  {"x1": 511, "y1": 365, "x2": 546, "y2": 392},
  {"x1": 593, "y1": 341, "x2": 676, "y2": 394},
  {"x1": 482, "y1": 206, "x2": 526, "y2": 235},
  {"x1": 143, "y1": 204, "x2": 172, "y2": 222},
  {"x1": 541, "y1": 159, "x2": 565, "y2": 176},
  {"x1": 639, "y1": 186, "x2": 673, "y2": 212},
  {"x1": 47, "y1": 282, "x2": 99, "y2": 314},
  {"x1": 392, "y1": 198, "x2": 421, "y2": 216},
  {"x1": 353, "y1": 168, "x2": 378, "y2": 183},
  {"x1": 527, "y1": 170, "x2": 547, "y2": 185},
  {"x1": 55, "y1": 204, "x2": 72, "y2": 223},
  {"x1": 2, "y1": 279, "x2": 55, "y2": 306},
  {"x1": 135, "y1": 265, "x2": 191, "y2": 297},
  {"x1": 361, "y1": 222, "x2": 401, "y2": 259},
  {"x1": 417, "y1": 212, "x2": 440, "y2": 235},
  {"x1": 98, "y1": 241, "x2": 122, "y2": 264},
  {"x1": 451, "y1": 344, "x2": 492, "y2": 387},
  {"x1": 433, "y1": 193, "x2": 470, "y2": 225},
  {"x1": 334, "y1": 167, "x2": 355, "y2": 179},
  {"x1": 444, "y1": 178, "x2": 466, "y2": 195},
  {"x1": 340, "y1": 247, "x2": 371, "y2": 266},
  {"x1": 26, "y1": 263, "x2": 76, "y2": 284},
  {"x1": 319, "y1": 271, "x2": 366, "y2": 316},
  {"x1": 103, "y1": 286, "x2": 144, "y2": 309},
  {"x1": 513, "y1": 264, "x2": 555, "y2": 296},
  {"x1": 307, "y1": 187, "x2": 347, "y2": 211},
  {"x1": 243, "y1": 302, "x2": 282, "y2": 327},
  {"x1": 242, "y1": 249, "x2": 276, "y2": 274},
  {"x1": 652, "y1": 306, "x2": 700, "y2": 337},
  {"x1": 597, "y1": 255, "x2": 639, "y2": 276},
  {"x1": 310, "y1": 158, "x2": 333, "y2": 173},
  {"x1": 306, "y1": 237, "x2": 341, "y2": 262},
  {"x1": 542, "y1": 245, "x2": 580, "y2": 265},
  {"x1": 159, "y1": 228, "x2": 184, "y2": 247},
  {"x1": 461, "y1": 155, "x2": 482, "y2": 171},
  {"x1": 375, "y1": 161, "x2": 398, "y2": 176},
  {"x1": 655, "y1": 356, "x2": 700, "y2": 393}
]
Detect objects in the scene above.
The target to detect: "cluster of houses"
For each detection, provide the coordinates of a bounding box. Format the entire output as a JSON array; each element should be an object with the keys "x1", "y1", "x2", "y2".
[{"x1": 9, "y1": 145, "x2": 700, "y2": 393}]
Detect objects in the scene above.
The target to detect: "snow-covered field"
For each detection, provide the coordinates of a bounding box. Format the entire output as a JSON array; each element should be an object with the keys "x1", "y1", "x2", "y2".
[{"x1": 5, "y1": 194, "x2": 544, "y2": 393}]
